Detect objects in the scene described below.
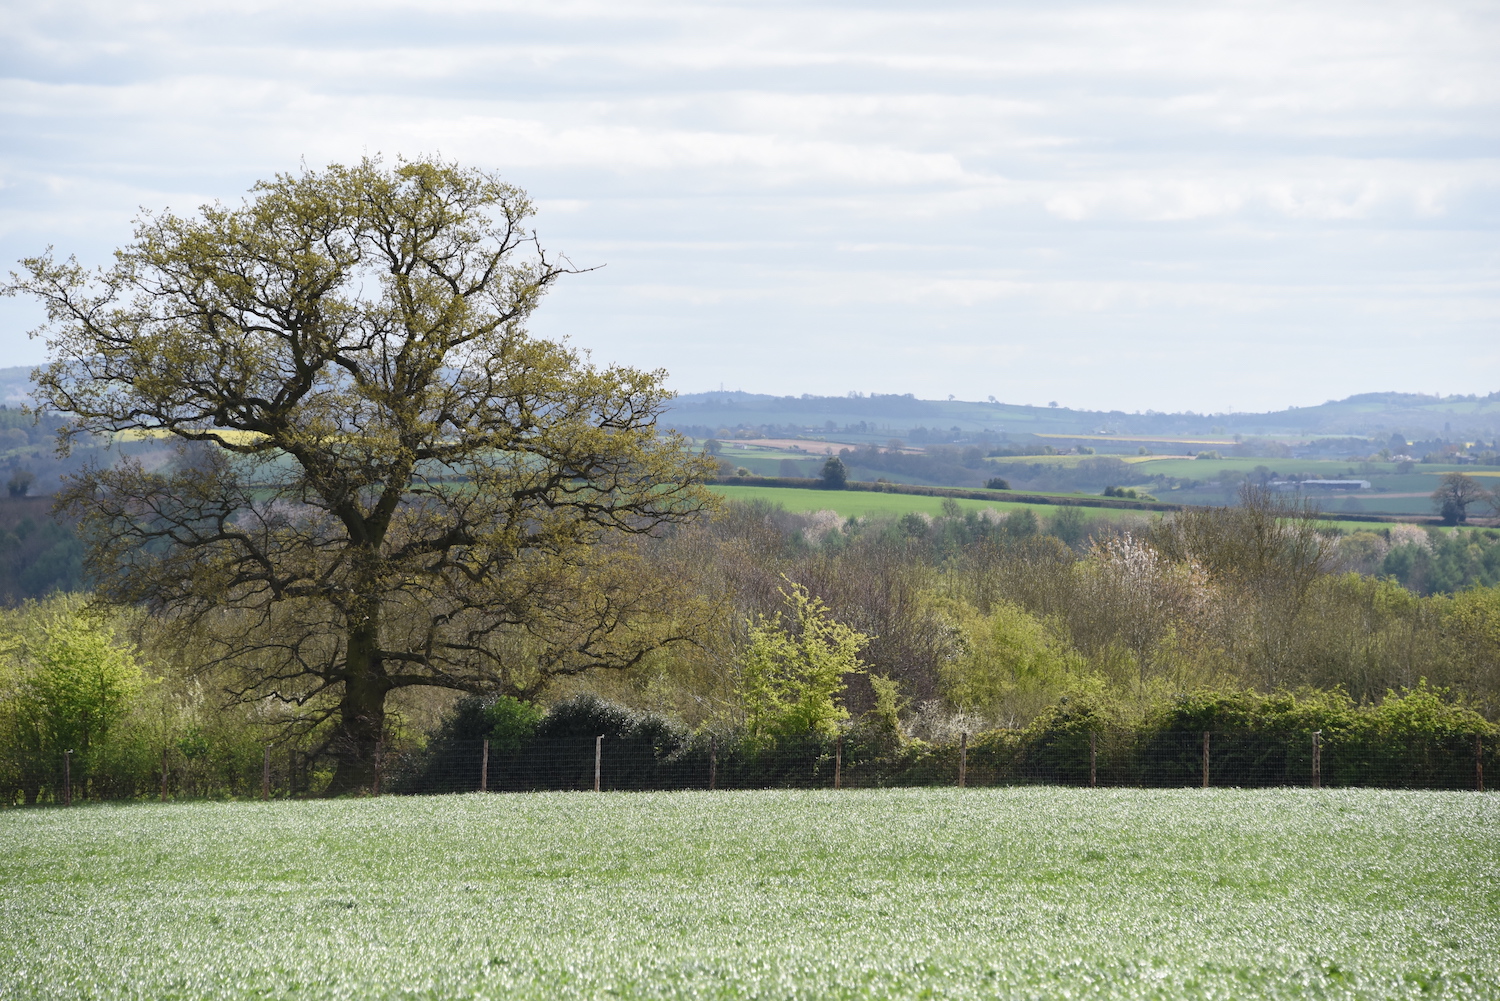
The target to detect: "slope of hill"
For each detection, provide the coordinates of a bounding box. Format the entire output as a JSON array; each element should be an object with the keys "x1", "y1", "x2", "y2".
[
  {"x1": 665, "y1": 389, "x2": 1500, "y2": 440},
  {"x1": 0, "y1": 366, "x2": 36, "y2": 408},
  {"x1": 8, "y1": 366, "x2": 1496, "y2": 439}
]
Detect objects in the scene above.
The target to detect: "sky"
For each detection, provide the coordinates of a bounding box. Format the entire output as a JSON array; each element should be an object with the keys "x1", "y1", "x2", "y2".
[{"x1": 1, "y1": 0, "x2": 1496, "y2": 414}]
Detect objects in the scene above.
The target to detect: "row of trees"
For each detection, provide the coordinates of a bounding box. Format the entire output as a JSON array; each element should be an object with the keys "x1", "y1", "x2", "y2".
[
  {"x1": 7, "y1": 496, "x2": 1497, "y2": 802},
  {"x1": 4, "y1": 485, "x2": 1499, "y2": 803},
  {"x1": 605, "y1": 490, "x2": 1500, "y2": 735}
]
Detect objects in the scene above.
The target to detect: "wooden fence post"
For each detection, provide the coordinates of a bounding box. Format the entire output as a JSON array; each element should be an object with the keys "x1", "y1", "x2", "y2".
[
  {"x1": 160, "y1": 747, "x2": 169, "y2": 802},
  {"x1": 594, "y1": 735, "x2": 602, "y2": 793},
  {"x1": 373, "y1": 738, "x2": 383, "y2": 797},
  {"x1": 958, "y1": 732, "x2": 968, "y2": 788},
  {"x1": 1312, "y1": 731, "x2": 1321, "y2": 790},
  {"x1": 709, "y1": 735, "x2": 717, "y2": 791},
  {"x1": 834, "y1": 734, "x2": 842, "y2": 790},
  {"x1": 1090, "y1": 731, "x2": 1097, "y2": 788},
  {"x1": 262, "y1": 745, "x2": 271, "y2": 800},
  {"x1": 481, "y1": 738, "x2": 489, "y2": 793},
  {"x1": 1477, "y1": 734, "x2": 1484, "y2": 793},
  {"x1": 1202, "y1": 731, "x2": 1210, "y2": 789},
  {"x1": 63, "y1": 750, "x2": 72, "y2": 807}
]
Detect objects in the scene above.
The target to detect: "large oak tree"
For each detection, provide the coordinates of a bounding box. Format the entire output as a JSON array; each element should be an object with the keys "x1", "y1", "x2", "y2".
[{"x1": 7, "y1": 157, "x2": 715, "y2": 792}]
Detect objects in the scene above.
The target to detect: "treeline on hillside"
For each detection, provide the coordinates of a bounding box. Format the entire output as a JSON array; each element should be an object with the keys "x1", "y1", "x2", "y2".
[
  {"x1": 984, "y1": 456, "x2": 1140, "y2": 493},
  {"x1": 832, "y1": 446, "x2": 1139, "y2": 492},
  {"x1": 0, "y1": 497, "x2": 83, "y2": 603},
  {"x1": 1341, "y1": 525, "x2": 1500, "y2": 595},
  {"x1": 835, "y1": 444, "x2": 992, "y2": 486},
  {"x1": 0, "y1": 408, "x2": 176, "y2": 502},
  {"x1": 4, "y1": 488, "x2": 1500, "y2": 803}
]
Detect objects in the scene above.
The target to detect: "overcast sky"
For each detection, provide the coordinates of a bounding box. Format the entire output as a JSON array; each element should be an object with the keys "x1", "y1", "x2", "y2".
[{"x1": 1, "y1": 0, "x2": 1496, "y2": 413}]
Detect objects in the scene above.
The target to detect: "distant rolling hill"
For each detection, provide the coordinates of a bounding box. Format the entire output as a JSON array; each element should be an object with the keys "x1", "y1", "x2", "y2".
[
  {"x1": 4, "y1": 365, "x2": 1497, "y2": 441},
  {"x1": 664, "y1": 390, "x2": 1500, "y2": 440}
]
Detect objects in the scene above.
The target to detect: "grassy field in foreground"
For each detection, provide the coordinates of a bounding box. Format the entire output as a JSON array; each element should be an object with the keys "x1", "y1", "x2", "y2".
[{"x1": 2, "y1": 789, "x2": 1496, "y2": 1000}]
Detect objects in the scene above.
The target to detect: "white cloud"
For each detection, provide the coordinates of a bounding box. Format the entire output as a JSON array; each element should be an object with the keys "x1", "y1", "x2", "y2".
[{"x1": 0, "y1": 0, "x2": 1496, "y2": 410}]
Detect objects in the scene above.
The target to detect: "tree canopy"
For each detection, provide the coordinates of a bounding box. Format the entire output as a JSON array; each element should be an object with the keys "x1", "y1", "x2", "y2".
[
  {"x1": 7, "y1": 156, "x2": 716, "y2": 792},
  {"x1": 1431, "y1": 472, "x2": 1492, "y2": 525}
]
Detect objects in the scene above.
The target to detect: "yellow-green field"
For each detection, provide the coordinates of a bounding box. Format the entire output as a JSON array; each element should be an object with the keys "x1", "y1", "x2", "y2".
[
  {"x1": 710, "y1": 484, "x2": 1136, "y2": 523},
  {"x1": 710, "y1": 484, "x2": 1433, "y2": 536}
]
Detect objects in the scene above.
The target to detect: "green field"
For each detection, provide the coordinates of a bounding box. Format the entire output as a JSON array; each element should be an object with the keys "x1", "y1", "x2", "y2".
[
  {"x1": 709, "y1": 484, "x2": 1406, "y2": 535},
  {"x1": 711, "y1": 484, "x2": 1136, "y2": 523},
  {"x1": 1, "y1": 789, "x2": 1495, "y2": 999}
]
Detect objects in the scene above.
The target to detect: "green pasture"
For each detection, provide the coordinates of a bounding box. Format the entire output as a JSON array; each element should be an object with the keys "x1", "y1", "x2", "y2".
[
  {"x1": 1132, "y1": 456, "x2": 1373, "y2": 478},
  {"x1": 711, "y1": 484, "x2": 1138, "y2": 523},
  {"x1": 2, "y1": 789, "x2": 1495, "y2": 999},
  {"x1": 711, "y1": 484, "x2": 1421, "y2": 535}
]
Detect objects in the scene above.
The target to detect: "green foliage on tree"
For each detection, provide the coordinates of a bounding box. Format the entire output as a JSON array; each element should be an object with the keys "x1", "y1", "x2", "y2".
[
  {"x1": 739, "y1": 580, "x2": 868, "y2": 739},
  {"x1": 1432, "y1": 472, "x2": 1490, "y2": 525},
  {"x1": 820, "y1": 455, "x2": 848, "y2": 489},
  {"x1": 484, "y1": 695, "x2": 547, "y2": 753},
  {"x1": 6, "y1": 156, "x2": 716, "y2": 793},
  {"x1": 940, "y1": 598, "x2": 1096, "y2": 726},
  {"x1": 1378, "y1": 528, "x2": 1500, "y2": 595},
  {"x1": 0, "y1": 596, "x2": 144, "y2": 802}
]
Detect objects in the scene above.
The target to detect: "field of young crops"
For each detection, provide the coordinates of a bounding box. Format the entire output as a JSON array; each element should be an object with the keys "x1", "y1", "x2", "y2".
[
  {"x1": 2, "y1": 788, "x2": 1495, "y2": 999},
  {"x1": 711, "y1": 484, "x2": 1133, "y2": 523},
  {"x1": 709, "y1": 484, "x2": 1398, "y2": 536}
]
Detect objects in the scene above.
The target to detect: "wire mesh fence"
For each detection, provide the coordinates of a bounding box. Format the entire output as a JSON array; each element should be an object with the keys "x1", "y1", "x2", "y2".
[
  {"x1": 383, "y1": 730, "x2": 1494, "y2": 797},
  {"x1": 10, "y1": 730, "x2": 1492, "y2": 805}
]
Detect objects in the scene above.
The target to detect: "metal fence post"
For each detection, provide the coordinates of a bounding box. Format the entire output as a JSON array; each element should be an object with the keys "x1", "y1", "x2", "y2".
[
  {"x1": 1312, "y1": 731, "x2": 1321, "y2": 790},
  {"x1": 1090, "y1": 731, "x2": 1097, "y2": 788},
  {"x1": 1477, "y1": 734, "x2": 1485, "y2": 793},
  {"x1": 481, "y1": 738, "x2": 489, "y2": 793},
  {"x1": 834, "y1": 734, "x2": 843, "y2": 790},
  {"x1": 709, "y1": 735, "x2": 717, "y2": 791},
  {"x1": 958, "y1": 732, "x2": 968, "y2": 788},
  {"x1": 63, "y1": 750, "x2": 72, "y2": 807},
  {"x1": 594, "y1": 735, "x2": 602, "y2": 792}
]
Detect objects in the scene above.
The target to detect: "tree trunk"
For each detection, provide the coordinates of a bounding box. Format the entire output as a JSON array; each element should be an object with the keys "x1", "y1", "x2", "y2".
[{"x1": 326, "y1": 614, "x2": 389, "y2": 795}]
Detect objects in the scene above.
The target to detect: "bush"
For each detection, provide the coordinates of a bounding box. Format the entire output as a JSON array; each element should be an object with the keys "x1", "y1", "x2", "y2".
[
  {"x1": 0, "y1": 597, "x2": 144, "y2": 804},
  {"x1": 392, "y1": 686, "x2": 1497, "y2": 796}
]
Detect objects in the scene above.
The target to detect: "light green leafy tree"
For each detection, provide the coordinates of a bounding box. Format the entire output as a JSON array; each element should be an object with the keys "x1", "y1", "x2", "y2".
[
  {"x1": 739, "y1": 580, "x2": 868, "y2": 739},
  {"x1": 0, "y1": 596, "x2": 144, "y2": 803},
  {"x1": 940, "y1": 598, "x2": 1094, "y2": 728}
]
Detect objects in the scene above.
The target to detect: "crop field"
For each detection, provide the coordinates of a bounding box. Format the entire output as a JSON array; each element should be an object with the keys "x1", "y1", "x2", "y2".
[
  {"x1": 709, "y1": 484, "x2": 1403, "y2": 535},
  {"x1": 710, "y1": 484, "x2": 1136, "y2": 522},
  {"x1": 2, "y1": 789, "x2": 1495, "y2": 1000},
  {"x1": 1129, "y1": 456, "x2": 1377, "y2": 479}
]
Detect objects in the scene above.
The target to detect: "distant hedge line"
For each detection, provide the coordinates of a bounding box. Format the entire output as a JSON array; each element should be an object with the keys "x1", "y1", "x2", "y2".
[{"x1": 392, "y1": 687, "x2": 1496, "y2": 795}]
